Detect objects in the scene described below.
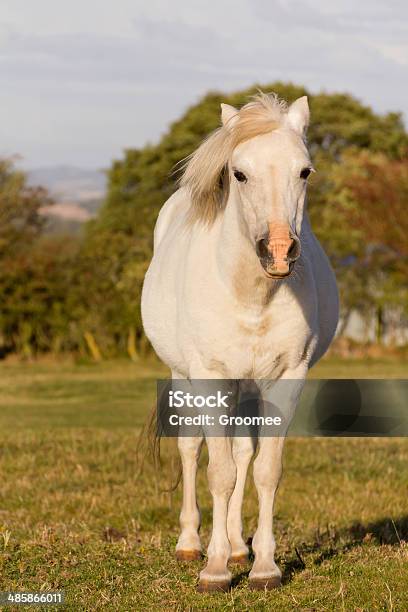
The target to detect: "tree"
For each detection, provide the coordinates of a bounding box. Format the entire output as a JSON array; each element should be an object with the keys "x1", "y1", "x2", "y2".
[
  {"x1": 319, "y1": 149, "x2": 408, "y2": 341},
  {"x1": 0, "y1": 158, "x2": 80, "y2": 356},
  {"x1": 0, "y1": 158, "x2": 52, "y2": 259},
  {"x1": 0, "y1": 236, "x2": 79, "y2": 356}
]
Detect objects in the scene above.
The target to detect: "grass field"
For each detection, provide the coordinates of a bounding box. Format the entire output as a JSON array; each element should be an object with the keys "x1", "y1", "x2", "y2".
[{"x1": 0, "y1": 357, "x2": 407, "y2": 610}]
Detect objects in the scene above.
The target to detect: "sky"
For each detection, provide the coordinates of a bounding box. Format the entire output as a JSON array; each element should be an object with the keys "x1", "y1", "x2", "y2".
[{"x1": 1, "y1": 0, "x2": 407, "y2": 169}]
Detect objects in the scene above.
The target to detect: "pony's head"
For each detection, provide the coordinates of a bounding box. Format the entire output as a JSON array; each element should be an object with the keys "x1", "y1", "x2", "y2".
[{"x1": 181, "y1": 92, "x2": 313, "y2": 279}]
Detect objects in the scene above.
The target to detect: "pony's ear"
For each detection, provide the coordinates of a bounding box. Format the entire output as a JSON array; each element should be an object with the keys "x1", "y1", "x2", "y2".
[
  {"x1": 286, "y1": 96, "x2": 310, "y2": 136},
  {"x1": 221, "y1": 103, "x2": 239, "y2": 129}
]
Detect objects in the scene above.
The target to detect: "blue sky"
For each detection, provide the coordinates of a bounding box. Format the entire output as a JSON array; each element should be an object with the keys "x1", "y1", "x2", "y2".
[{"x1": 1, "y1": 0, "x2": 407, "y2": 168}]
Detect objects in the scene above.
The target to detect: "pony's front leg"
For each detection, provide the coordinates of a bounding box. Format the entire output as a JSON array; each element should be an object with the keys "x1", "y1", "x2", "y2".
[
  {"x1": 249, "y1": 435, "x2": 285, "y2": 589},
  {"x1": 198, "y1": 436, "x2": 237, "y2": 592},
  {"x1": 176, "y1": 435, "x2": 204, "y2": 560},
  {"x1": 227, "y1": 436, "x2": 255, "y2": 563},
  {"x1": 249, "y1": 372, "x2": 307, "y2": 590}
]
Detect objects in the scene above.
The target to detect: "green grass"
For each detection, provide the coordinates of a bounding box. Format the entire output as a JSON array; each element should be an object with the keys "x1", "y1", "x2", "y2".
[{"x1": 0, "y1": 356, "x2": 407, "y2": 610}]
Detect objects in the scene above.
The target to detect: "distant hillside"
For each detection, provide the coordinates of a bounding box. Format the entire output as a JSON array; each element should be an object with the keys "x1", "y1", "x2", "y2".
[
  {"x1": 28, "y1": 165, "x2": 106, "y2": 202},
  {"x1": 28, "y1": 165, "x2": 106, "y2": 232}
]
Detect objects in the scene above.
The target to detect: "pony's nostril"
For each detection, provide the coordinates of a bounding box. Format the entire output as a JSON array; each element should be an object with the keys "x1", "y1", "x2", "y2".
[
  {"x1": 287, "y1": 236, "x2": 301, "y2": 262},
  {"x1": 256, "y1": 238, "x2": 269, "y2": 260},
  {"x1": 287, "y1": 240, "x2": 296, "y2": 259}
]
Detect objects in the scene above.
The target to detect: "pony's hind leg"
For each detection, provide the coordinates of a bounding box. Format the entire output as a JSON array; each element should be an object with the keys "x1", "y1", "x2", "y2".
[
  {"x1": 227, "y1": 436, "x2": 255, "y2": 564},
  {"x1": 171, "y1": 371, "x2": 204, "y2": 561},
  {"x1": 175, "y1": 435, "x2": 203, "y2": 561}
]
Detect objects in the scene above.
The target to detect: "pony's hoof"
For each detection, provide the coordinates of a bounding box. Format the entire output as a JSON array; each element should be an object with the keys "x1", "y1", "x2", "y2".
[
  {"x1": 176, "y1": 549, "x2": 202, "y2": 562},
  {"x1": 197, "y1": 579, "x2": 230, "y2": 593},
  {"x1": 249, "y1": 575, "x2": 281, "y2": 590},
  {"x1": 229, "y1": 553, "x2": 249, "y2": 565}
]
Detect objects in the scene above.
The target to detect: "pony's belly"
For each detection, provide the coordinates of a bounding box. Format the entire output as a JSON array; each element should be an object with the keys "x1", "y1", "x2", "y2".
[
  {"x1": 208, "y1": 349, "x2": 290, "y2": 380},
  {"x1": 197, "y1": 321, "x2": 314, "y2": 380},
  {"x1": 141, "y1": 266, "x2": 183, "y2": 372}
]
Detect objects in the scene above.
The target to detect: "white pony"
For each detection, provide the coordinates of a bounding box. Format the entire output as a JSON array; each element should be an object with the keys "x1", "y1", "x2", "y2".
[{"x1": 142, "y1": 92, "x2": 339, "y2": 591}]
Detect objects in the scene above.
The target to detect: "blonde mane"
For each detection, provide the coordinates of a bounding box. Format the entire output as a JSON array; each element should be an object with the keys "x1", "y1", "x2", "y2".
[{"x1": 180, "y1": 92, "x2": 287, "y2": 224}]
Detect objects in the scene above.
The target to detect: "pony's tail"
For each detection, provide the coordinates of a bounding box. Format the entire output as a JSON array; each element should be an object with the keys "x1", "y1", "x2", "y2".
[{"x1": 136, "y1": 404, "x2": 182, "y2": 493}]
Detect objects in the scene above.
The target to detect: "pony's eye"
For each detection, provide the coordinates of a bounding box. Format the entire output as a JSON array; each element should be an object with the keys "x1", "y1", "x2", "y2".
[
  {"x1": 300, "y1": 167, "x2": 312, "y2": 180},
  {"x1": 233, "y1": 170, "x2": 247, "y2": 183}
]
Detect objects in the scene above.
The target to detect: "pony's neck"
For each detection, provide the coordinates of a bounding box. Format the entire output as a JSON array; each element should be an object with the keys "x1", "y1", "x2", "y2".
[{"x1": 217, "y1": 191, "x2": 277, "y2": 306}]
